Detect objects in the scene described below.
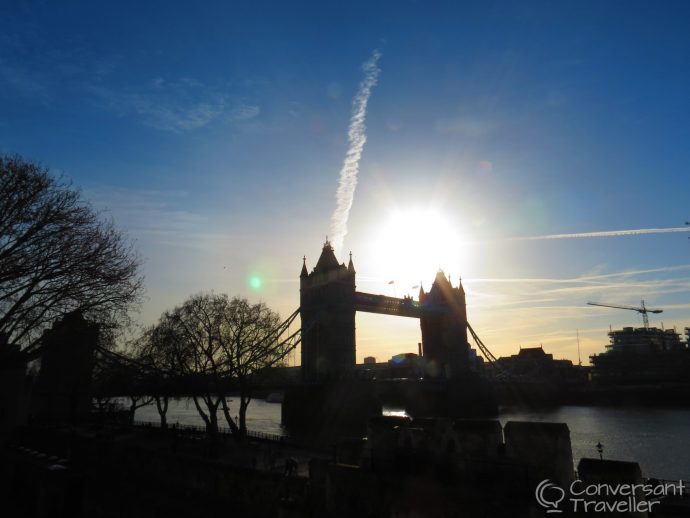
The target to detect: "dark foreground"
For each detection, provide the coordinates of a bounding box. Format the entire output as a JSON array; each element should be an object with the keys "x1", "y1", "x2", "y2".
[{"x1": 3, "y1": 419, "x2": 690, "y2": 518}]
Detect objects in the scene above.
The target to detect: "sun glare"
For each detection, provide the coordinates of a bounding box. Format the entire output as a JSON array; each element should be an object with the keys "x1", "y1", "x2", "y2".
[{"x1": 367, "y1": 208, "x2": 470, "y2": 294}]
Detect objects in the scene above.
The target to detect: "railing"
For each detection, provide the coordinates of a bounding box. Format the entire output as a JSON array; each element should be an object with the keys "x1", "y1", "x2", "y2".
[
  {"x1": 133, "y1": 420, "x2": 288, "y2": 444},
  {"x1": 245, "y1": 428, "x2": 288, "y2": 443},
  {"x1": 354, "y1": 292, "x2": 423, "y2": 318}
]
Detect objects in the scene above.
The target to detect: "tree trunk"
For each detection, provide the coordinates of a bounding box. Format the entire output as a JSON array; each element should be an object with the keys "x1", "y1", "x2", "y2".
[
  {"x1": 155, "y1": 395, "x2": 168, "y2": 429},
  {"x1": 206, "y1": 396, "x2": 223, "y2": 457},
  {"x1": 208, "y1": 404, "x2": 218, "y2": 435},
  {"x1": 192, "y1": 395, "x2": 212, "y2": 431},
  {"x1": 221, "y1": 397, "x2": 240, "y2": 436},
  {"x1": 239, "y1": 395, "x2": 251, "y2": 440},
  {"x1": 128, "y1": 395, "x2": 153, "y2": 426},
  {"x1": 128, "y1": 396, "x2": 137, "y2": 426}
]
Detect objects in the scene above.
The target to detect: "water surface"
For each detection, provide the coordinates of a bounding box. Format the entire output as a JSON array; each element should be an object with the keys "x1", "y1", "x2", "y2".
[{"x1": 136, "y1": 400, "x2": 690, "y2": 480}]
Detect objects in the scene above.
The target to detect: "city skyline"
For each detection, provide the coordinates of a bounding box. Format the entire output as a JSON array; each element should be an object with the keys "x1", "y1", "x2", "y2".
[{"x1": 2, "y1": 1, "x2": 690, "y2": 364}]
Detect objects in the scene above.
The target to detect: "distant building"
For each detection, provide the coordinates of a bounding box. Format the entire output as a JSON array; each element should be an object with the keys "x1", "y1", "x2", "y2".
[
  {"x1": 590, "y1": 327, "x2": 690, "y2": 384},
  {"x1": 605, "y1": 326, "x2": 685, "y2": 353},
  {"x1": 493, "y1": 346, "x2": 588, "y2": 387},
  {"x1": 357, "y1": 349, "x2": 483, "y2": 380},
  {"x1": 355, "y1": 353, "x2": 422, "y2": 380},
  {"x1": 388, "y1": 352, "x2": 423, "y2": 378}
]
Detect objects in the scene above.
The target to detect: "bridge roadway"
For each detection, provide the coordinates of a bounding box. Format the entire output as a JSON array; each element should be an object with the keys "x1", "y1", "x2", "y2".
[
  {"x1": 99, "y1": 375, "x2": 474, "y2": 399},
  {"x1": 354, "y1": 291, "x2": 448, "y2": 318}
]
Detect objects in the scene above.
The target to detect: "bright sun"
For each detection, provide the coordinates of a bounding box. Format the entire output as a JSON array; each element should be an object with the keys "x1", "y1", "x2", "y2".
[{"x1": 367, "y1": 208, "x2": 470, "y2": 294}]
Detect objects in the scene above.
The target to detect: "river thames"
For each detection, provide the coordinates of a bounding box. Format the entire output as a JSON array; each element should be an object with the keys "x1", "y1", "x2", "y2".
[{"x1": 136, "y1": 399, "x2": 690, "y2": 481}]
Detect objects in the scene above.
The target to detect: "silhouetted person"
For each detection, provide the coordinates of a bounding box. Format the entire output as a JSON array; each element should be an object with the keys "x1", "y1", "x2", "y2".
[{"x1": 284, "y1": 457, "x2": 298, "y2": 476}]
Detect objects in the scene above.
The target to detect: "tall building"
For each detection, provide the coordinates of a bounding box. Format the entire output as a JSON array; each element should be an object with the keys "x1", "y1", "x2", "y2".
[
  {"x1": 300, "y1": 240, "x2": 356, "y2": 381},
  {"x1": 32, "y1": 311, "x2": 99, "y2": 422},
  {"x1": 419, "y1": 271, "x2": 470, "y2": 378},
  {"x1": 590, "y1": 326, "x2": 690, "y2": 384}
]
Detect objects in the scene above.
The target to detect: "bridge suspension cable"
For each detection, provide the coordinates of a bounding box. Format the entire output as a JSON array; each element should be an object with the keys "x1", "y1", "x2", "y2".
[
  {"x1": 467, "y1": 322, "x2": 511, "y2": 379},
  {"x1": 94, "y1": 307, "x2": 318, "y2": 377},
  {"x1": 95, "y1": 344, "x2": 163, "y2": 374}
]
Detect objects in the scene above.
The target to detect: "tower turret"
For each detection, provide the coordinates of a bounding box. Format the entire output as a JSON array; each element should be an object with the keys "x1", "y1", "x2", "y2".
[
  {"x1": 419, "y1": 270, "x2": 470, "y2": 378},
  {"x1": 348, "y1": 251, "x2": 356, "y2": 274},
  {"x1": 300, "y1": 241, "x2": 356, "y2": 381}
]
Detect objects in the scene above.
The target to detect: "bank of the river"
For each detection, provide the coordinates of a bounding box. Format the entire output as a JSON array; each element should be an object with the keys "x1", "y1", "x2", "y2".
[{"x1": 136, "y1": 399, "x2": 690, "y2": 481}]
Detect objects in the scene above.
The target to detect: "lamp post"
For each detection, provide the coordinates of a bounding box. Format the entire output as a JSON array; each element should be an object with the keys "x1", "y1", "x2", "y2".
[{"x1": 596, "y1": 441, "x2": 604, "y2": 460}]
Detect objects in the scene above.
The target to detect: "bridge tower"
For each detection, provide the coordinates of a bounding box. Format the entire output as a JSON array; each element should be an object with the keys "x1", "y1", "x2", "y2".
[
  {"x1": 419, "y1": 271, "x2": 470, "y2": 378},
  {"x1": 300, "y1": 240, "x2": 356, "y2": 381}
]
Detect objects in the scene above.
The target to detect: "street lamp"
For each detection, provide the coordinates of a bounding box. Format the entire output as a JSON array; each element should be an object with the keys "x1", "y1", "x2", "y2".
[{"x1": 596, "y1": 441, "x2": 604, "y2": 460}]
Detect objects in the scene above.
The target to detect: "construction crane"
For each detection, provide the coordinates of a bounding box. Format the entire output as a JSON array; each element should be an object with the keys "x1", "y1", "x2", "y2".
[{"x1": 587, "y1": 300, "x2": 663, "y2": 329}]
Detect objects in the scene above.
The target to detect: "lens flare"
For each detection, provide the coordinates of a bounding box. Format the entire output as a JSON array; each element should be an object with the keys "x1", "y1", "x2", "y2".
[{"x1": 249, "y1": 274, "x2": 263, "y2": 290}]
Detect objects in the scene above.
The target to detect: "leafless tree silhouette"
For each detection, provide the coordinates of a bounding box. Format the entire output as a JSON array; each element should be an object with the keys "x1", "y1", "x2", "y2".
[
  {"x1": 0, "y1": 155, "x2": 144, "y2": 368},
  {"x1": 160, "y1": 293, "x2": 290, "y2": 439},
  {"x1": 130, "y1": 321, "x2": 181, "y2": 428}
]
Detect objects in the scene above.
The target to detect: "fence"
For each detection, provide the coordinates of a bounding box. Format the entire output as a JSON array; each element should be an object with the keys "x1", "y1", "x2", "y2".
[{"x1": 133, "y1": 420, "x2": 288, "y2": 444}]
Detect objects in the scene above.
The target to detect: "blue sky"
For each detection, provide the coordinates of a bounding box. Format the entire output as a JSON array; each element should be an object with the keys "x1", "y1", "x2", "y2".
[{"x1": 2, "y1": 1, "x2": 690, "y2": 363}]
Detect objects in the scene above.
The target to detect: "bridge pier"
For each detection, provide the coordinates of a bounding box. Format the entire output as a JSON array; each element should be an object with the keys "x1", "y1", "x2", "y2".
[
  {"x1": 398, "y1": 378, "x2": 497, "y2": 418},
  {"x1": 282, "y1": 381, "x2": 382, "y2": 441}
]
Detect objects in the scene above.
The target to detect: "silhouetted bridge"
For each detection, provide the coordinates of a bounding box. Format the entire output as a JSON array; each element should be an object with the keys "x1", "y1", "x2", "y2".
[{"x1": 95, "y1": 242, "x2": 511, "y2": 397}]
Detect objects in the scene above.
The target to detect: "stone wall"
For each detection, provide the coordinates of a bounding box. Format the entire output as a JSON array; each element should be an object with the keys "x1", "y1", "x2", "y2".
[{"x1": 366, "y1": 416, "x2": 575, "y2": 486}]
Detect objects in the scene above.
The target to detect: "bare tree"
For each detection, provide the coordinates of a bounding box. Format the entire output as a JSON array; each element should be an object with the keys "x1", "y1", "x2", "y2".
[
  {"x1": 160, "y1": 293, "x2": 292, "y2": 439},
  {"x1": 0, "y1": 155, "x2": 144, "y2": 368},
  {"x1": 93, "y1": 343, "x2": 153, "y2": 426},
  {"x1": 133, "y1": 322, "x2": 180, "y2": 428},
  {"x1": 163, "y1": 296, "x2": 227, "y2": 435},
  {"x1": 92, "y1": 355, "x2": 118, "y2": 419},
  {"x1": 125, "y1": 394, "x2": 154, "y2": 426},
  {"x1": 218, "y1": 297, "x2": 288, "y2": 439}
]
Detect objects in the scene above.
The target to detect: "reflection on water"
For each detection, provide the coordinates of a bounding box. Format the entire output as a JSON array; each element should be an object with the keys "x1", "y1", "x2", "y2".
[
  {"x1": 382, "y1": 407, "x2": 408, "y2": 418},
  {"x1": 499, "y1": 406, "x2": 690, "y2": 481},
  {"x1": 136, "y1": 400, "x2": 690, "y2": 480}
]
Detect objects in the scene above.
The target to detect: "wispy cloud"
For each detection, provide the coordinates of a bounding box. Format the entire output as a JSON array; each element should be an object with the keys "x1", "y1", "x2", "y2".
[
  {"x1": 0, "y1": 58, "x2": 49, "y2": 98},
  {"x1": 87, "y1": 187, "x2": 215, "y2": 248},
  {"x1": 0, "y1": 31, "x2": 259, "y2": 134},
  {"x1": 463, "y1": 263, "x2": 690, "y2": 360},
  {"x1": 467, "y1": 266, "x2": 690, "y2": 305},
  {"x1": 330, "y1": 49, "x2": 382, "y2": 253},
  {"x1": 0, "y1": 27, "x2": 118, "y2": 105},
  {"x1": 511, "y1": 227, "x2": 690, "y2": 241},
  {"x1": 89, "y1": 78, "x2": 259, "y2": 133}
]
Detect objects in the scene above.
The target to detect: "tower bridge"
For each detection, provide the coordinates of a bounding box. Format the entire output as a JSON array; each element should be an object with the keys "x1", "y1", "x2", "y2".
[
  {"x1": 300, "y1": 240, "x2": 472, "y2": 382},
  {"x1": 84, "y1": 240, "x2": 498, "y2": 434}
]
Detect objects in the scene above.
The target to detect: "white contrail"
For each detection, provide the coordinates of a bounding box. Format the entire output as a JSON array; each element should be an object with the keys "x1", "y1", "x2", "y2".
[
  {"x1": 512, "y1": 227, "x2": 690, "y2": 241},
  {"x1": 330, "y1": 50, "x2": 381, "y2": 253}
]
